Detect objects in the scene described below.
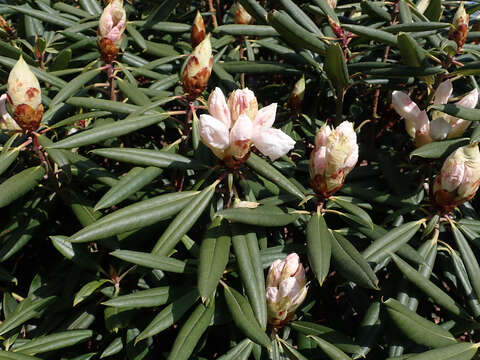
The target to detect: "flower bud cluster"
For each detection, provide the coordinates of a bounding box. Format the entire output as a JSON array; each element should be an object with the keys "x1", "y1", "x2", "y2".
[{"x1": 98, "y1": 0, "x2": 126, "y2": 63}]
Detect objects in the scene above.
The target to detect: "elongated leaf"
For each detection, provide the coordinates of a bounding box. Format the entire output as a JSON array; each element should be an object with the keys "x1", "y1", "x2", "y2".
[
  {"x1": 49, "y1": 113, "x2": 168, "y2": 149},
  {"x1": 51, "y1": 236, "x2": 100, "y2": 272},
  {"x1": 325, "y1": 43, "x2": 350, "y2": 91},
  {"x1": 135, "y1": 289, "x2": 199, "y2": 343},
  {"x1": 217, "y1": 206, "x2": 299, "y2": 227},
  {"x1": 217, "y1": 339, "x2": 253, "y2": 360},
  {"x1": 223, "y1": 285, "x2": 271, "y2": 349},
  {"x1": 0, "y1": 351, "x2": 41, "y2": 360},
  {"x1": 384, "y1": 298, "x2": 456, "y2": 348},
  {"x1": 410, "y1": 138, "x2": 469, "y2": 159},
  {"x1": 50, "y1": 68, "x2": 102, "y2": 107},
  {"x1": 342, "y1": 24, "x2": 398, "y2": 46},
  {"x1": 90, "y1": 148, "x2": 202, "y2": 169},
  {"x1": 246, "y1": 153, "x2": 305, "y2": 200},
  {"x1": 352, "y1": 301, "x2": 382, "y2": 359},
  {"x1": 390, "y1": 253, "x2": 471, "y2": 318},
  {"x1": 331, "y1": 231, "x2": 379, "y2": 289},
  {"x1": 68, "y1": 192, "x2": 198, "y2": 242},
  {"x1": 0, "y1": 166, "x2": 45, "y2": 208},
  {"x1": 110, "y1": 250, "x2": 188, "y2": 273},
  {"x1": 430, "y1": 104, "x2": 480, "y2": 121},
  {"x1": 152, "y1": 182, "x2": 217, "y2": 255},
  {"x1": 330, "y1": 197, "x2": 373, "y2": 229},
  {"x1": 215, "y1": 24, "x2": 278, "y2": 36},
  {"x1": 402, "y1": 342, "x2": 479, "y2": 360},
  {"x1": 0, "y1": 148, "x2": 19, "y2": 177},
  {"x1": 102, "y1": 287, "x2": 175, "y2": 308},
  {"x1": 15, "y1": 330, "x2": 92, "y2": 355},
  {"x1": 73, "y1": 280, "x2": 108, "y2": 306},
  {"x1": 307, "y1": 212, "x2": 332, "y2": 285},
  {"x1": 167, "y1": 302, "x2": 215, "y2": 360},
  {"x1": 100, "y1": 337, "x2": 123, "y2": 358},
  {"x1": 308, "y1": 335, "x2": 351, "y2": 360},
  {"x1": 198, "y1": 218, "x2": 231, "y2": 299}
]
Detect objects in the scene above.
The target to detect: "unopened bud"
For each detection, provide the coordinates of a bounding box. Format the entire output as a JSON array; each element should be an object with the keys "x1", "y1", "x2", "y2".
[
  {"x1": 310, "y1": 122, "x2": 358, "y2": 198},
  {"x1": 183, "y1": 34, "x2": 213, "y2": 100},
  {"x1": 191, "y1": 11, "x2": 206, "y2": 48},
  {"x1": 449, "y1": 3, "x2": 469, "y2": 51},
  {"x1": 433, "y1": 144, "x2": 480, "y2": 213},
  {"x1": 266, "y1": 253, "x2": 307, "y2": 327},
  {"x1": 98, "y1": 0, "x2": 126, "y2": 63},
  {"x1": 288, "y1": 75, "x2": 305, "y2": 114},
  {"x1": 7, "y1": 57, "x2": 43, "y2": 132},
  {"x1": 0, "y1": 15, "x2": 15, "y2": 39},
  {"x1": 235, "y1": 3, "x2": 254, "y2": 25}
]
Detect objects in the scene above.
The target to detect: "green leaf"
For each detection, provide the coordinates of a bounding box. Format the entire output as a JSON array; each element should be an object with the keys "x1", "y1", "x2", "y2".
[
  {"x1": 0, "y1": 351, "x2": 41, "y2": 360},
  {"x1": 126, "y1": 24, "x2": 147, "y2": 51},
  {"x1": 50, "y1": 68, "x2": 102, "y2": 107},
  {"x1": 100, "y1": 337, "x2": 123, "y2": 358},
  {"x1": 217, "y1": 206, "x2": 300, "y2": 227},
  {"x1": 68, "y1": 191, "x2": 199, "y2": 243},
  {"x1": 223, "y1": 284, "x2": 271, "y2": 349},
  {"x1": 135, "y1": 289, "x2": 199, "y2": 343},
  {"x1": 0, "y1": 296, "x2": 56, "y2": 336},
  {"x1": 384, "y1": 298, "x2": 456, "y2": 348},
  {"x1": 352, "y1": 301, "x2": 382, "y2": 359},
  {"x1": 385, "y1": 22, "x2": 448, "y2": 33},
  {"x1": 231, "y1": 226, "x2": 267, "y2": 330},
  {"x1": 397, "y1": 33, "x2": 426, "y2": 67},
  {"x1": 217, "y1": 339, "x2": 253, "y2": 360},
  {"x1": 152, "y1": 182, "x2": 217, "y2": 255},
  {"x1": 49, "y1": 113, "x2": 168, "y2": 149},
  {"x1": 411, "y1": 138, "x2": 469, "y2": 159},
  {"x1": 325, "y1": 43, "x2": 350, "y2": 91},
  {"x1": 308, "y1": 335, "x2": 351, "y2": 360},
  {"x1": 198, "y1": 218, "x2": 231, "y2": 299},
  {"x1": 89, "y1": 148, "x2": 203, "y2": 169},
  {"x1": 215, "y1": 25, "x2": 279, "y2": 36},
  {"x1": 102, "y1": 287, "x2": 176, "y2": 308},
  {"x1": 390, "y1": 252, "x2": 471, "y2": 319},
  {"x1": 362, "y1": 220, "x2": 423, "y2": 264},
  {"x1": 66, "y1": 97, "x2": 140, "y2": 114},
  {"x1": 51, "y1": 235, "x2": 100, "y2": 273},
  {"x1": 110, "y1": 250, "x2": 189, "y2": 273},
  {"x1": 94, "y1": 167, "x2": 162, "y2": 211},
  {"x1": 430, "y1": 104, "x2": 480, "y2": 121},
  {"x1": 307, "y1": 212, "x2": 332, "y2": 285},
  {"x1": 361, "y1": 1, "x2": 391, "y2": 21},
  {"x1": 330, "y1": 197, "x2": 373, "y2": 229},
  {"x1": 400, "y1": 342, "x2": 479, "y2": 360},
  {"x1": 277, "y1": 337, "x2": 309, "y2": 360},
  {"x1": 73, "y1": 279, "x2": 109, "y2": 306},
  {"x1": 15, "y1": 330, "x2": 92, "y2": 355},
  {"x1": 0, "y1": 166, "x2": 45, "y2": 208},
  {"x1": 167, "y1": 302, "x2": 215, "y2": 360},
  {"x1": 331, "y1": 231, "x2": 379, "y2": 289},
  {"x1": 342, "y1": 24, "x2": 398, "y2": 46}
]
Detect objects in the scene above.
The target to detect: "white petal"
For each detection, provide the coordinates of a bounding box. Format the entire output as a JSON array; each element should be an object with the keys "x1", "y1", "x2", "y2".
[
  {"x1": 229, "y1": 113, "x2": 253, "y2": 158},
  {"x1": 208, "y1": 87, "x2": 231, "y2": 128},
  {"x1": 433, "y1": 80, "x2": 453, "y2": 105},
  {"x1": 252, "y1": 128, "x2": 295, "y2": 161},
  {"x1": 199, "y1": 114, "x2": 230, "y2": 150},
  {"x1": 281, "y1": 253, "x2": 300, "y2": 278},
  {"x1": 266, "y1": 287, "x2": 279, "y2": 303},
  {"x1": 392, "y1": 91, "x2": 427, "y2": 138},
  {"x1": 315, "y1": 124, "x2": 331, "y2": 147},
  {"x1": 312, "y1": 146, "x2": 327, "y2": 176},
  {"x1": 279, "y1": 277, "x2": 300, "y2": 299},
  {"x1": 457, "y1": 88, "x2": 479, "y2": 109},
  {"x1": 253, "y1": 103, "x2": 277, "y2": 128},
  {"x1": 335, "y1": 121, "x2": 356, "y2": 143},
  {"x1": 429, "y1": 118, "x2": 452, "y2": 141},
  {"x1": 445, "y1": 88, "x2": 478, "y2": 138}
]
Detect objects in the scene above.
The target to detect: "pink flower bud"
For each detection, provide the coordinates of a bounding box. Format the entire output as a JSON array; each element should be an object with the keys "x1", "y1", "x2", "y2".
[
  {"x1": 183, "y1": 34, "x2": 213, "y2": 100},
  {"x1": 198, "y1": 87, "x2": 295, "y2": 166},
  {"x1": 266, "y1": 253, "x2": 307, "y2": 327},
  {"x1": 98, "y1": 0, "x2": 126, "y2": 63},
  {"x1": 433, "y1": 144, "x2": 480, "y2": 213},
  {"x1": 7, "y1": 56, "x2": 43, "y2": 132},
  {"x1": 309, "y1": 121, "x2": 358, "y2": 198}
]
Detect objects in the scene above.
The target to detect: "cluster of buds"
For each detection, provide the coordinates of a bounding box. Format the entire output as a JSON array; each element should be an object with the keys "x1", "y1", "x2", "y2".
[
  {"x1": 183, "y1": 34, "x2": 213, "y2": 100},
  {"x1": 449, "y1": 3, "x2": 469, "y2": 51},
  {"x1": 392, "y1": 81, "x2": 478, "y2": 147},
  {"x1": 309, "y1": 121, "x2": 359, "y2": 199},
  {"x1": 266, "y1": 253, "x2": 308, "y2": 327},
  {"x1": 191, "y1": 11, "x2": 206, "y2": 48},
  {"x1": 199, "y1": 87, "x2": 295, "y2": 167},
  {"x1": 98, "y1": 0, "x2": 126, "y2": 63},
  {"x1": 234, "y1": 3, "x2": 253, "y2": 25},
  {"x1": 6, "y1": 57, "x2": 43, "y2": 132},
  {"x1": 433, "y1": 144, "x2": 480, "y2": 213}
]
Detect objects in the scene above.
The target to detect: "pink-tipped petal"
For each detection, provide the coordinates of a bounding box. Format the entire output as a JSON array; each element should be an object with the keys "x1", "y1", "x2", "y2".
[
  {"x1": 433, "y1": 80, "x2": 453, "y2": 105},
  {"x1": 252, "y1": 128, "x2": 295, "y2": 161},
  {"x1": 253, "y1": 103, "x2": 277, "y2": 128},
  {"x1": 229, "y1": 113, "x2": 253, "y2": 158},
  {"x1": 208, "y1": 87, "x2": 231, "y2": 128},
  {"x1": 199, "y1": 114, "x2": 230, "y2": 150},
  {"x1": 392, "y1": 91, "x2": 426, "y2": 138}
]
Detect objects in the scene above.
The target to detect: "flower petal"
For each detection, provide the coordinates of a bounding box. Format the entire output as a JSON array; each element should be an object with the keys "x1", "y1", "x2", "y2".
[
  {"x1": 433, "y1": 80, "x2": 453, "y2": 105},
  {"x1": 208, "y1": 87, "x2": 231, "y2": 128},
  {"x1": 229, "y1": 113, "x2": 253, "y2": 158},
  {"x1": 199, "y1": 114, "x2": 230, "y2": 150},
  {"x1": 252, "y1": 128, "x2": 295, "y2": 161},
  {"x1": 392, "y1": 91, "x2": 428, "y2": 138},
  {"x1": 429, "y1": 118, "x2": 452, "y2": 141},
  {"x1": 446, "y1": 88, "x2": 478, "y2": 138},
  {"x1": 253, "y1": 103, "x2": 277, "y2": 128}
]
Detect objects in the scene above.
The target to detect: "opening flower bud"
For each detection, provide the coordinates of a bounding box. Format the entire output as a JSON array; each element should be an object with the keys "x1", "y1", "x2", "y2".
[
  {"x1": 449, "y1": 3, "x2": 469, "y2": 51},
  {"x1": 183, "y1": 34, "x2": 213, "y2": 100},
  {"x1": 433, "y1": 144, "x2": 480, "y2": 213},
  {"x1": 234, "y1": 3, "x2": 254, "y2": 25},
  {"x1": 191, "y1": 11, "x2": 206, "y2": 48},
  {"x1": 98, "y1": 0, "x2": 126, "y2": 63},
  {"x1": 309, "y1": 121, "x2": 359, "y2": 198},
  {"x1": 266, "y1": 253, "x2": 307, "y2": 327},
  {"x1": 7, "y1": 56, "x2": 43, "y2": 132}
]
